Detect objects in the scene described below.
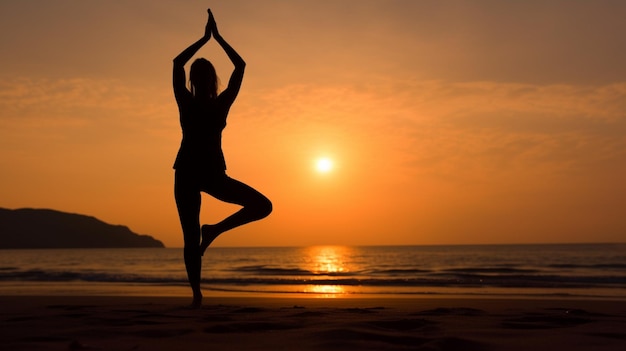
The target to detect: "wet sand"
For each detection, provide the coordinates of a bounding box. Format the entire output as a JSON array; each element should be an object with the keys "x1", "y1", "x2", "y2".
[{"x1": 1, "y1": 295, "x2": 625, "y2": 350}]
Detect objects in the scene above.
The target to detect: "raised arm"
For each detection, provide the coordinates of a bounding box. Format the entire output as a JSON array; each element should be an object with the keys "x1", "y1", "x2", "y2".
[
  {"x1": 173, "y1": 11, "x2": 212, "y2": 102},
  {"x1": 209, "y1": 10, "x2": 246, "y2": 103}
]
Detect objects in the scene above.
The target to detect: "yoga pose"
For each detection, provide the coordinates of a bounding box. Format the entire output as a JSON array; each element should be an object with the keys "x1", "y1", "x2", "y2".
[{"x1": 173, "y1": 9, "x2": 272, "y2": 307}]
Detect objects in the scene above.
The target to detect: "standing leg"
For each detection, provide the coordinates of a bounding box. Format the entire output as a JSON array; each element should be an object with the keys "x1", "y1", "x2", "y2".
[
  {"x1": 200, "y1": 175, "x2": 272, "y2": 255},
  {"x1": 174, "y1": 170, "x2": 203, "y2": 307}
]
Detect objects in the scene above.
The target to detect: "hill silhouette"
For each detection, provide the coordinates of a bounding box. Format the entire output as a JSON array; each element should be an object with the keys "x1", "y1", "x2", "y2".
[{"x1": 0, "y1": 208, "x2": 164, "y2": 249}]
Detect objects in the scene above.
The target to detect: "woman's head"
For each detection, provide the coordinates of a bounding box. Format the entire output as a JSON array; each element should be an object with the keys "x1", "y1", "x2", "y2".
[{"x1": 190, "y1": 58, "x2": 218, "y2": 99}]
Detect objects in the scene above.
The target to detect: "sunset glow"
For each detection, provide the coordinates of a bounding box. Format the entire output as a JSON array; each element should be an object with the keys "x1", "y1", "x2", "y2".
[{"x1": 1, "y1": 1, "x2": 625, "y2": 248}]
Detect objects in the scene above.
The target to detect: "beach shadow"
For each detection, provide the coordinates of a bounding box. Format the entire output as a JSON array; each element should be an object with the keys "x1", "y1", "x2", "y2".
[
  {"x1": 415, "y1": 307, "x2": 486, "y2": 317},
  {"x1": 314, "y1": 328, "x2": 488, "y2": 351},
  {"x1": 502, "y1": 308, "x2": 595, "y2": 329},
  {"x1": 364, "y1": 318, "x2": 438, "y2": 332},
  {"x1": 289, "y1": 310, "x2": 330, "y2": 318},
  {"x1": 204, "y1": 321, "x2": 301, "y2": 334},
  {"x1": 130, "y1": 328, "x2": 195, "y2": 338},
  {"x1": 585, "y1": 332, "x2": 626, "y2": 340},
  {"x1": 314, "y1": 327, "x2": 429, "y2": 349}
]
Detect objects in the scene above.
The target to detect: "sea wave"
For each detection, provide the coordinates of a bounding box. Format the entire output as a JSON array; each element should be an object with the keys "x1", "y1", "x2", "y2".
[
  {"x1": 1, "y1": 267, "x2": 624, "y2": 290},
  {"x1": 1, "y1": 245, "x2": 625, "y2": 298}
]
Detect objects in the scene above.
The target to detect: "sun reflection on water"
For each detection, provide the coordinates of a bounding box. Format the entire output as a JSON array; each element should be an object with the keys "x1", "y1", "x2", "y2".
[
  {"x1": 303, "y1": 246, "x2": 351, "y2": 297},
  {"x1": 306, "y1": 284, "x2": 345, "y2": 297}
]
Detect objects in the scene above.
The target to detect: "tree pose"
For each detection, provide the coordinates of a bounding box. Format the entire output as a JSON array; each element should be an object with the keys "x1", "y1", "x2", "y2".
[{"x1": 173, "y1": 9, "x2": 272, "y2": 307}]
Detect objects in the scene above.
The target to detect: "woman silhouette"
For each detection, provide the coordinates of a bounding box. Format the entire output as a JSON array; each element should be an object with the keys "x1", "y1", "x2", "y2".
[{"x1": 173, "y1": 9, "x2": 272, "y2": 307}]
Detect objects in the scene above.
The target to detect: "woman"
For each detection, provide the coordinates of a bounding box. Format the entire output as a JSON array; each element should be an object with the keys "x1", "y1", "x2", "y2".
[{"x1": 173, "y1": 9, "x2": 272, "y2": 307}]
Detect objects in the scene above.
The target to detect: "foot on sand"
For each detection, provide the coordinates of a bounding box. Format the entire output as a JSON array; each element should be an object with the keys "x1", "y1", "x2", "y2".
[
  {"x1": 200, "y1": 225, "x2": 220, "y2": 256},
  {"x1": 188, "y1": 295, "x2": 202, "y2": 309}
]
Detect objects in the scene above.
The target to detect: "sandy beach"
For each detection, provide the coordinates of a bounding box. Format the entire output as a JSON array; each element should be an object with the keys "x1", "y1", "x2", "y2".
[{"x1": 2, "y1": 295, "x2": 625, "y2": 351}]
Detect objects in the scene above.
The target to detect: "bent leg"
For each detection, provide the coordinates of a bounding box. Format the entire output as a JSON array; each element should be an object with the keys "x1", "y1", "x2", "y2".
[
  {"x1": 174, "y1": 170, "x2": 203, "y2": 307},
  {"x1": 200, "y1": 176, "x2": 272, "y2": 254}
]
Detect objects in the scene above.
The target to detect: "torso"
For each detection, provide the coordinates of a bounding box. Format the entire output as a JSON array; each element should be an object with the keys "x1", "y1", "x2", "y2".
[{"x1": 173, "y1": 96, "x2": 230, "y2": 173}]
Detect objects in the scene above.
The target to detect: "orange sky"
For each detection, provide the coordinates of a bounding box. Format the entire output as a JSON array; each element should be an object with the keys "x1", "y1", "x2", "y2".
[{"x1": 1, "y1": 1, "x2": 625, "y2": 247}]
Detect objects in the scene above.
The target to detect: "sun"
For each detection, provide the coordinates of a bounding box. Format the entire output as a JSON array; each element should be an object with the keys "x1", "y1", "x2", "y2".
[{"x1": 315, "y1": 157, "x2": 333, "y2": 173}]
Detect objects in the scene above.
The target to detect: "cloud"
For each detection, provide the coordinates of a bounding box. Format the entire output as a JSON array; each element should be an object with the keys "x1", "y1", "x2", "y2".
[
  {"x1": 7, "y1": 75, "x2": 622, "y2": 184},
  {"x1": 235, "y1": 79, "x2": 626, "y2": 189},
  {"x1": 0, "y1": 76, "x2": 179, "y2": 185},
  {"x1": 0, "y1": 77, "x2": 170, "y2": 118},
  {"x1": 399, "y1": 81, "x2": 626, "y2": 178},
  {"x1": 0, "y1": 77, "x2": 177, "y2": 145}
]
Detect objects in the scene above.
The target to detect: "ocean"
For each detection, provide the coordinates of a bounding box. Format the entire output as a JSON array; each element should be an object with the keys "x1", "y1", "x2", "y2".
[{"x1": 0, "y1": 244, "x2": 624, "y2": 299}]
